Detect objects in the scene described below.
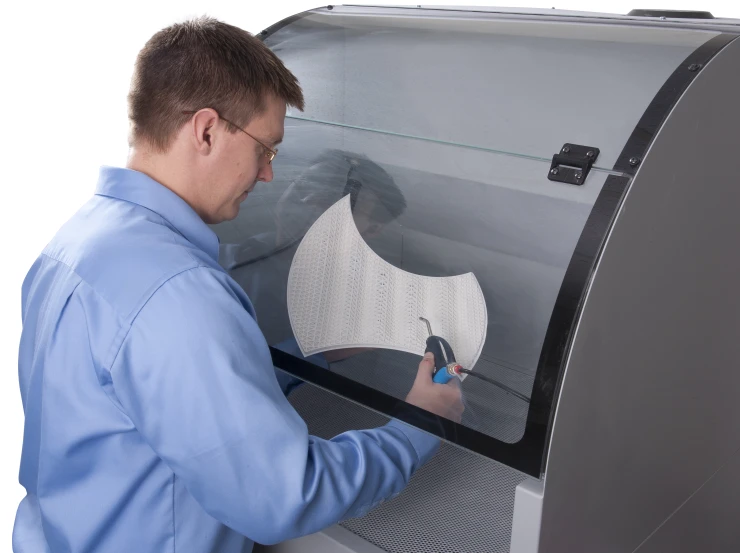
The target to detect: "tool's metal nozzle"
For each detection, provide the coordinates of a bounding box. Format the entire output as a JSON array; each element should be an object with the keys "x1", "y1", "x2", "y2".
[{"x1": 419, "y1": 317, "x2": 433, "y2": 337}]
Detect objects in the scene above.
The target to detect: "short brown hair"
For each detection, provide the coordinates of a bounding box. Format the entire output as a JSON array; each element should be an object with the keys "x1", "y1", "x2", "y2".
[{"x1": 128, "y1": 16, "x2": 304, "y2": 151}]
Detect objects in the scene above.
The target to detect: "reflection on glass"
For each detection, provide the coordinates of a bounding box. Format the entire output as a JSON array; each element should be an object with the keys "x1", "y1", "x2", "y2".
[{"x1": 222, "y1": 148, "x2": 406, "y2": 273}]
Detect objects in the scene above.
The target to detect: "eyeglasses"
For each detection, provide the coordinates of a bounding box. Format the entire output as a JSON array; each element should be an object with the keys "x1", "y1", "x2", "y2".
[{"x1": 182, "y1": 110, "x2": 278, "y2": 164}]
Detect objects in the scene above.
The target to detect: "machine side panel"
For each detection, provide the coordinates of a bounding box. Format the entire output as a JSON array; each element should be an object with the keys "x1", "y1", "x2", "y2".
[
  {"x1": 632, "y1": 446, "x2": 740, "y2": 553},
  {"x1": 539, "y1": 37, "x2": 740, "y2": 553}
]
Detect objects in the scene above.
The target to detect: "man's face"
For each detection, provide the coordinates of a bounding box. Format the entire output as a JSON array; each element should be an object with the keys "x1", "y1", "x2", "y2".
[{"x1": 200, "y1": 95, "x2": 286, "y2": 224}]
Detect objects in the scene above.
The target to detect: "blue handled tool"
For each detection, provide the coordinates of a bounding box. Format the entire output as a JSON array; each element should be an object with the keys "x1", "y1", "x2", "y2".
[
  {"x1": 419, "y1": 316, "x2": 532, "y2": 402},
  {"x1": 418, "y1": 318, "x2": 533, "y2": 402},
  {"x1": 419, "y1": 317, "x2": 462, "y2": 384}
]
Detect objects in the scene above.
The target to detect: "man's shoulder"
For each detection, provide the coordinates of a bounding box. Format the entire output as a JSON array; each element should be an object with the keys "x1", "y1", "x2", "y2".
[{"x1": 40, "y1": 195, "x2": 219, "y2": 321}]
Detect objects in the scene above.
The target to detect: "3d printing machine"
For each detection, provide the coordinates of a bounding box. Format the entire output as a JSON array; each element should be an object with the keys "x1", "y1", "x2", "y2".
[{"x1": 212, "y1": 6, "x2": 740, "y2": 552}]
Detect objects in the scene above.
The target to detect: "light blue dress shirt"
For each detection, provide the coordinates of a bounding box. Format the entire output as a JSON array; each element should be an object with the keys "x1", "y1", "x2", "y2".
[{"x1": 13, "y1": 167, "x2": 439, "y2": 553}]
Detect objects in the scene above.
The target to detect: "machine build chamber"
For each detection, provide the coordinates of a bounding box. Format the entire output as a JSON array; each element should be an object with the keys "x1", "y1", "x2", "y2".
[{"x1": 212, "y1": 6, "x2": 740, "y2": 553}]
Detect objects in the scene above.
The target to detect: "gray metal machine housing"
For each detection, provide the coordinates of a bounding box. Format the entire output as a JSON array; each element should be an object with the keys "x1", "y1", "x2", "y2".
[{"x1": 213, "y1": 6, "x2": 740, "y2": 552}]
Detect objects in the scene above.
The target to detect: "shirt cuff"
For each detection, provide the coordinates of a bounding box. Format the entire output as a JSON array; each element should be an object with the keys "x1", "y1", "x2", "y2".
[{"x1": 386, "y1": 419, "x2": 440, "y2": 466}]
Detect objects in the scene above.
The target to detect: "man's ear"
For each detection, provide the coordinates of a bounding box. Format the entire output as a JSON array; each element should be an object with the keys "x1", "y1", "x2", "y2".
[{"x1": 190, "y1": 109, "x2": 220, "y2": 154}]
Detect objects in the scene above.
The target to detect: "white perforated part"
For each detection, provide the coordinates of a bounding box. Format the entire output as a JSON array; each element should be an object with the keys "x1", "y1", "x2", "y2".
[{"x1": 287, "y1": 196, "x2": 488, "y2": 373}]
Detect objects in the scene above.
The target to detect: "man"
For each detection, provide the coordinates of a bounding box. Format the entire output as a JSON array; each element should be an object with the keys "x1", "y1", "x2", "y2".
[{"x1": 13, "y1": 16, "x2": 463, "y2": 553}]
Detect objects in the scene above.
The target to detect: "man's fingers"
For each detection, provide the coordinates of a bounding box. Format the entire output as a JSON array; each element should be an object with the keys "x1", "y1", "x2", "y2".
[
  {"x1": 448, "y1": 388, "x2": 463, "y2": 403},
  {"x1": 444, "y1": 387, "x2": 465, "y2": 419},
  {"x1": 416, "y1": 352, "x2": 435, "y2": 381},
  {"x1": 443, "y1": 381, "x2": 462, "y2": 397}
]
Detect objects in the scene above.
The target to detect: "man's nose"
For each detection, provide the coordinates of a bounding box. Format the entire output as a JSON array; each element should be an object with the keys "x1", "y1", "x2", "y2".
[{"x1": 257, "y1": 162, "x2": 274, "y2": 183}]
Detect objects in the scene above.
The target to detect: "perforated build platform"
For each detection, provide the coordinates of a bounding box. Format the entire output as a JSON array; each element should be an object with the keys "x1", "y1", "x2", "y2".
[{"x1": 288, "y1": 382, "x2": 530, "y2": 553}]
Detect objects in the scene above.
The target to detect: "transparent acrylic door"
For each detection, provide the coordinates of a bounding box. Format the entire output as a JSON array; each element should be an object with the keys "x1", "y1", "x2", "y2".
[{"x1": 215, "y1": 117, "x2": 611, "y2": 444}]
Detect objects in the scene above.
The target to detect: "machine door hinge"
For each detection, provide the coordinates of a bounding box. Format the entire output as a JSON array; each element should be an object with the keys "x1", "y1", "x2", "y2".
[{"x1": 548, "y1": 143, "x2": 600, "y2": 185}]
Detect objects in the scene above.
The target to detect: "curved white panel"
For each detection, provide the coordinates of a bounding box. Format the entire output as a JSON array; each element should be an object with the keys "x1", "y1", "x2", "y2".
[{"x1": 287, "y1": 196, "x2": 488, "y2": 374}]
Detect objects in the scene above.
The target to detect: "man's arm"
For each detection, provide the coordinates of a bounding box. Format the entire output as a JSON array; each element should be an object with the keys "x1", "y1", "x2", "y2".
[{"x1": 109, "y1": 267, "x2": 439, "y2": 545}]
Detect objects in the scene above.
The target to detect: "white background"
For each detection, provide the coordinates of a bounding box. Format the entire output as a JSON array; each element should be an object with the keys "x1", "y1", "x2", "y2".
[{"x1": 1, "y1": 0, "x2": 738, "y2": 547}]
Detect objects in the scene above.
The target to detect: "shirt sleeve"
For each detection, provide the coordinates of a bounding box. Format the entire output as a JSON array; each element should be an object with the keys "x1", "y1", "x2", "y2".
[{"x1": 109, "y1": 267, "x2": 439, "y2": 545}]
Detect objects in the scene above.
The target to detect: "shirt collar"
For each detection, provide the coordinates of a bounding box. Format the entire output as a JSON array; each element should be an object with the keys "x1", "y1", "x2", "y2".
[{"x1": 95, "y1": 166, "x2": 220, "y2": 262}]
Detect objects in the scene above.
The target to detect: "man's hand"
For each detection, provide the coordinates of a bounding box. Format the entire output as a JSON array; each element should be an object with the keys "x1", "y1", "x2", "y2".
[{"x1": 405, "y1": 353, "x2": 464, "y2": 423}]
